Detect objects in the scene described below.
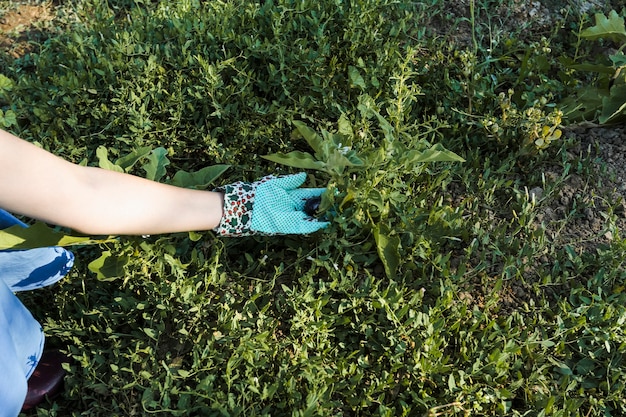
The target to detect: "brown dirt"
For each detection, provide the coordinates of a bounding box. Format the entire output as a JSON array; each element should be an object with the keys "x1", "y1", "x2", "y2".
[
  {"x1": 427, "y1": 0, "x2": 611, "y2": 47},
  {"x1": 538, "y1": 125, "x2": 626, "y2": 251},
  {"x1": 459, "y1": 122, "x2": 626, "y2": 316},
  {"x1": 0, "y1": 3, "x2": 54, "y2": 58}
]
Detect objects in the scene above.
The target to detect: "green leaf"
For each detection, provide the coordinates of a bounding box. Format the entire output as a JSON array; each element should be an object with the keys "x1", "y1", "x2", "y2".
[
  {"x1": 373, "y1": 223, "x2": 400, "y2": 280},
  {"x1": 600, "y1": 84, "x2": 626, "y2": 123},
  {"x1": 171, "y1": 164, "x2": 230, "y2": 188},
  {"x1": 262, "y1": 151, "x2": 326, "y2": 171},
  {"x1": 368, "y1": 189, "x2": 385, "y2": 212},
  {"x1": 376, "y1": 111, "x2": 395, "y2": 143},
  {"x1": 0, "y1": 222, "x2": 113, "y2": 250},
  {"x1": 0, "y1": 109, "x2": 16, "y2": 128},
  {"x1": 0, "y1": 74, "x2": 13, "y2": 92},
  {"x1": 344, "y1": 151, "x2": 364, "y2": 166},
  {"x1": 400, "y1": 144, "x2": 465, "y2": 169},
  {"x1": 142, "y1": 147, "x2": 170, "y2": 181},
  {"x1": 560, "y1": 86, "x2": 606, "y2": 122},
  {"x1": 337, "y1": 113, "x2": 354, "y2": 138},
  {"x1": 348, "y1": 66, "x2": 366, "y2": 90},
  {"x1": 115, "y1": 146, "x2": 152, "y2": 172},
  {"x1": 339, "y1": 187, "x2": 357, "y2": 210},
  {"x1": 581, "y1": 11, "x2": 626, "y2": 43},
  {"x1": 566, "y1": 62, "x2": 616, "y2": 75},
  {"x1": 96, "y1": 146, "x2": 124, "y2": 173},
  {"x1": 325, "y1": 149, "x2": 362, "y2": 175},
  {"x1": 293, "y1": 121, "x2": 324, "y2": 157},
  {"x1": 88, "y1": 250, "x2": 129, "y2": 281},
  {"x1": 610, "y1": 52, "x2": 626, "y2": 67}
]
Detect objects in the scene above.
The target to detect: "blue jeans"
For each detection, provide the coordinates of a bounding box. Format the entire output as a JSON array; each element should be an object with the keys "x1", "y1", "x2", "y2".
[{"x1": 0, "y1": 210, "x2": 73, "y2": 417}]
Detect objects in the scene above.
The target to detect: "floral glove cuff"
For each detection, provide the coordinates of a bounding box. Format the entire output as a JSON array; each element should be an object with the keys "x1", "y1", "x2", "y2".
[{"x1": 213, "y1": 176, "x2": 272, "y2": 237}]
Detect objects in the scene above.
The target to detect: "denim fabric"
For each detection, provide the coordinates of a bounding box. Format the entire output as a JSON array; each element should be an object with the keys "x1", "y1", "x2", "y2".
[
  {"x1": 0, "y1": 279, "x2": 41, "y2": 417},
  {"x1": 0, "y1": 209, "x2": 74, "y2": 416},
  {"x1": 0, "y1": 247, "x2": 74, "y2": 292}
]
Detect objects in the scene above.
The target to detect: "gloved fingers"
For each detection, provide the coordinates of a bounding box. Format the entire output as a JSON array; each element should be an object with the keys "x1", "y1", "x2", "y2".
[
  {"x1": 289, "y1": 188, "x2": 326, "y2": 210},
  {"x1": 251, "y1": 211, "x2": 330, "y2": 235},
  {"x1": 266, "y1": 172, "x2": 307, "y2": 190},
  {"x1": 244, "y1": 173, "x2": 330, "y2": 235}
]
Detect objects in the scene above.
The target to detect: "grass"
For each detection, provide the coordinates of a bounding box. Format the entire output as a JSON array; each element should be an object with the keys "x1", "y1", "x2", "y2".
[{"x1": 2, "y1": 0, "x2": 626, "y2": 415}]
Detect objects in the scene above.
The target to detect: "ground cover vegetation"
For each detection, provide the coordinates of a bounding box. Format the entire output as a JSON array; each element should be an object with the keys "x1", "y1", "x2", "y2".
[{"x1": 2, "y1": 0, "x2": 626, "y2": 415}]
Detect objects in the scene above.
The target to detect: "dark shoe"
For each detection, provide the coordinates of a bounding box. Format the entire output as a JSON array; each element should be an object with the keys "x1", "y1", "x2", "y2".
[{"x1": 21, "y1": 350, "x2": 69, "y2": 411}]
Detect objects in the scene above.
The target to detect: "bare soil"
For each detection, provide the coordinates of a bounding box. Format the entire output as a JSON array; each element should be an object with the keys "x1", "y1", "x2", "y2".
[{"x1": 0, "y1": 2, "x2": 53, "y2": 58}]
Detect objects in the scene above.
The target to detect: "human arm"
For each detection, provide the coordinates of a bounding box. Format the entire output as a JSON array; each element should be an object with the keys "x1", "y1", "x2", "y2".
[
  {"x1": 0, "y1": 129, "x2": 329, "y2": 237},
  {"x1": 0, "y1": 129, "x2": 224, "y2": 235}
]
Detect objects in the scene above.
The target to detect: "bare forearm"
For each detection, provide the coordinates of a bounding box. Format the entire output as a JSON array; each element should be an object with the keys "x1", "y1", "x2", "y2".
[
  {"x1": 49, "y1": 166, "x2": 225, "y2": 235},
  {"x1": 0, "y1": 129, "x2": 223, "y2": 235}
]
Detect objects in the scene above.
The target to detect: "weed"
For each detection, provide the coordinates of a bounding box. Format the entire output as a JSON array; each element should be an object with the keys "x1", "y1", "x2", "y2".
[
  {"x1": 562, "y1": 9, "x2": 626, "y2": 123},
  {"x1": 4, "y1": 0, "x2": 626, "y2": 416}
]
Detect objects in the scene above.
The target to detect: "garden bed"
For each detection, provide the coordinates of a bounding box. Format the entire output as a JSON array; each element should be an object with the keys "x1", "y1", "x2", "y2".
[{"x1": 2, "y1": 0, "x2": 626, "y2": 415}]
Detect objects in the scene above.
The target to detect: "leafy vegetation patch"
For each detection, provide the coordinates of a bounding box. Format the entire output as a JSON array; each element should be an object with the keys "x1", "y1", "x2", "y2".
[
  {"x1": 2, "y1": 0, "x2": 626, "y2": 415},
  {"x1": 563, "y1": 10, "x2": 626, "y2": 123}
]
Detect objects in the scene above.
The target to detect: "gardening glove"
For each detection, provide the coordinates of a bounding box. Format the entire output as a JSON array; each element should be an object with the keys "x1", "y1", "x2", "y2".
[{"x1": 213, "y1": 172, "x2": 329, "y2": 237}]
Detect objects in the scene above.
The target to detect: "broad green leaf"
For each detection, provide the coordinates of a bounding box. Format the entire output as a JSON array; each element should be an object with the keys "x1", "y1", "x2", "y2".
[
  {"x1": 88, "y1": 250, "x2": 129, "y2": 281},
  {"x1": 293, "y1": 121, "x2": 324, "y2": 157},
  {"x1": 549, "y1": 357, "x2": 573, "y2": 376},
  {"x1": 0, "y1": 109, "x2": 16, "y2": 128},
  {"x1": 400, "y1": 144, "x2": 465, "y2": 168},
  {"x1": 339, "y1": 187, "x2": 357, "y2": 210},
  {"x1": 600, "y1": 84, "x2": 626, "y2": 123},
  {"x1": 368, "y1": 189, "x2": 384, "y2": 212},
  {"x1": 373, "y1": 223, "x2": 400, "y2": 280},
  {"x1": 581, "y1": 11, "x2": 626, "y2": 43},
  {"x1": 171, "y1": 164, "x2": 230, "y2": 188},
  {"x1": 324, "y1": 148, "x2": 364, "y2": 175},
  {"x1": 348, "y1": 66, "x2": 366, "y2": 90},
  {"x1": 262, "y1": 151, "x2": 326, "y2": 171},
  {"x1": 345, "y1": 151, "x2": 364, "y2": 166},
  {"x1": 0, "y1": 222, "x2": 113, "y2": 250},
  {"x1": 142, "y1": 147, "x2": 170, "y2": 181},
  {"x1": 566, "y1": 63, "x2": 616, "y2": 75},
  {"x1": 318, "y1": 187, "x2": 335, "y2": 213},
  {"x1": 337, "y1": 113, "x2": 354, "y2": 138},
  {"x1": 143, "y1": 329, "x2": 158, "y2": 341},
  {"x1": 0, "y1": 74, "x2": 13, "y2": 92},
  {"x1": 448, "y1": 374, "x2": 456, "y2": 390},
  {"x1": 96, "y1": 146, "x2": 124, "y2": 173},
  {"x1": 376, "y1": 111, "x2": 395, "y2": 143},
  {"x1": 560, "y1": 86, "x2": 606, "y2": 121},
  {"x1": 610, "y1": 53, "x2": 626, "y2": 67},
  {"x1": 115, "y1": 146, "x2": 152, "y2": 172},
  {"x1": 363, "y1": 147, "x2": 386, "y2": 165},
  {"x1": 357, "y1": 94, "x2": 377, "y2": 118}
]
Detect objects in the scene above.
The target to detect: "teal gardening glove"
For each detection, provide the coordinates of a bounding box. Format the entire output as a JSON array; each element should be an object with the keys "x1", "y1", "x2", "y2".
[{"x1": 213, "y1": 173, "x2": 329, "y2": 237}]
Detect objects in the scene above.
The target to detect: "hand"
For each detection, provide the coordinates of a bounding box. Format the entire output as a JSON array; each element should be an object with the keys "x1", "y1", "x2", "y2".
[{"x1": 213, "y1": 173, "x2": 329, "y2": 237}]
